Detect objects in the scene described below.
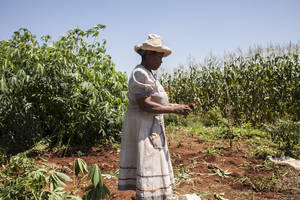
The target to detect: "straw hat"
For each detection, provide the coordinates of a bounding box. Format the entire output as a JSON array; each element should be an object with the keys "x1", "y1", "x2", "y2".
[{"x1": 134, "y1": 34, "x2": 172, "y2": 57}]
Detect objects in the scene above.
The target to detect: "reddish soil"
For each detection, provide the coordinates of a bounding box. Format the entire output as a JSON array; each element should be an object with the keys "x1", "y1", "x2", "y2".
[{"x1": 40, "y1": 133, "x2": 300, "y2": 200}]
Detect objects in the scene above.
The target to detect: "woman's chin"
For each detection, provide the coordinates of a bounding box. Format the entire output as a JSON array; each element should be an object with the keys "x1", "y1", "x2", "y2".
[{"x1": 154, "y1": 65, "x2": 161, "y2": 70}]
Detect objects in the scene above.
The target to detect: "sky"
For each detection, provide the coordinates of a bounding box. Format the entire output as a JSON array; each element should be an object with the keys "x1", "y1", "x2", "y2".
[{"x1": 1, "y1": 0, "x2": 300, "y2": 75}]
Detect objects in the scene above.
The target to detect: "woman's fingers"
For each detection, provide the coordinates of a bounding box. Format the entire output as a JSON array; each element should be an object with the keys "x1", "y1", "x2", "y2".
[
  {"x1": 184, "y1": 106, "x2": 192, "y2": 116},
  {"x1": 174, "y1": 104, "x2": 192, "y2": 115},
  {"x1": 182, "y1": 105, "x2": 191, "y2": 115},
  {"x1": 185, "y1": 105, "x2": 193, "y2": 112}
]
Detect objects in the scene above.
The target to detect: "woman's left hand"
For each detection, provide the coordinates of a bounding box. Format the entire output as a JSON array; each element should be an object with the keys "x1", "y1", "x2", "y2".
[{"x1": 170, "y1": 104, "x2": 192, "y2": 116}]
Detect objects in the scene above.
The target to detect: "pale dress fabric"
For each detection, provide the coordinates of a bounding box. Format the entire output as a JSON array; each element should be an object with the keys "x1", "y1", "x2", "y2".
[{"x1": 118, "y1": 65, "x2": 175, "y2": 200}]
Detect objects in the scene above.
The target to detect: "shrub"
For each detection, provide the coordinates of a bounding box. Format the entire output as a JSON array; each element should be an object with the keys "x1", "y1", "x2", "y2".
[
  {"x1": 0, "y1": 25, "x2": 128, "y2": 154},
  {"x1": 164, "y1": 114, "x2": 188, "y2": 127},
  {"x1": 202, "y1": 107, "x2": 228, "y2": 127},
  {"x1": 264, "y1": 119, "x2": 300, "y2": 156}
]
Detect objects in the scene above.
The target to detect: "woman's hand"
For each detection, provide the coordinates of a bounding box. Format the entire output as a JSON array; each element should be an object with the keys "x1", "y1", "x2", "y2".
[
  {"x1": 171, "y1": 104, "x2": 192, "y2": 116},
  {"x1": 136, "y1": 98, "x2": 193, "y2": 115}
]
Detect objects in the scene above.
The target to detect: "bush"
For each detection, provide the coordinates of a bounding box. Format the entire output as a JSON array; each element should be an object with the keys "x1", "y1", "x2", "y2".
[
  {"x1": 164, "y1": 114, "x2": 188, "y2": 127},
  {"x1": 0, "y1": 25, "x2": 128, "y2": 154},
  {"x1": 264, "y1": 119, "x2": 300, "y2": 156},
  {"x1": 202, "y1": 107, "x2": 228, "y2": 127}
]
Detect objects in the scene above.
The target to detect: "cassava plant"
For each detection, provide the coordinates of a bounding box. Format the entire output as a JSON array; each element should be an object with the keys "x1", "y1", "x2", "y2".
[
  {"x1": 0, "y1": 25, "x2": 128, "y2": 154},
  {"x1": 0, "y1": 154, "x2": 110, "y2": 200}
]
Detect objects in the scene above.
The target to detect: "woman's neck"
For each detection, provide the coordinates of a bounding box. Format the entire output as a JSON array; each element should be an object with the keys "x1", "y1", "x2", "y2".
[{"x1": 141, "y1": 61, "x2": 152, "y2": 72}]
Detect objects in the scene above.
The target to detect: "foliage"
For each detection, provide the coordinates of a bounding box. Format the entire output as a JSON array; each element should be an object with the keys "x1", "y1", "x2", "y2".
[
  {"x1": 164, "y1": 113, "x2": 188, "y2": 127},
  {"x1": 213, "y1": 192, "x2": 228, "y2": 200},
  {"x1": 0, "y1": 25, "x2": 128, "y2": 154},
  {"x1": 209, "y1": 169, "x2": 231, "y2": 179},
  {"x1": 160, "y1": 54, "x2": 300, "y2": 125},
  {"x1": 204, "y1": 147, "x2": 222, "y2": 155},
  {"x1": 0, "y1": 154, "x2": 109, "y2": 200},
  {"x1": 197, "y1": 191, "x2": 211, "y2": 199},
  {"x1": 264, "y1": 119, "x2": 300, "y2": 156},
  {"x1": 175, "y1": 165, "x2": 191, "y2": 180},
  {"x1": 83, "y1": 164, "x2": 110, "y2": 200},
  {"x1": 239, "y1": 173, "x2": 283, "y2": 192},
  {"x1": 202, "y1": 107, "x2": 228, "y2": 127}
]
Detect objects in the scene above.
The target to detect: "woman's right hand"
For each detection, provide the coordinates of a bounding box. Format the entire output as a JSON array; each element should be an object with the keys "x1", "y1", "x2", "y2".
[{"x1": 171, "y1": 104, "x2": 192, "y2": 116}]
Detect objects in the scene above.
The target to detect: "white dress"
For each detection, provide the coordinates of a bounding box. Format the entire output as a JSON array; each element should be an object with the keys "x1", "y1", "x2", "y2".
[{"x1": 118, "y1": 65, "x2": 175, "y2": 200}]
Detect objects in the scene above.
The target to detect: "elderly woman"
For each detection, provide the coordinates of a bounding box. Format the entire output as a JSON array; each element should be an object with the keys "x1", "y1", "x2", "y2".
[{"x1": 118, "y1": 34, "x2": 192, "y2": 200}]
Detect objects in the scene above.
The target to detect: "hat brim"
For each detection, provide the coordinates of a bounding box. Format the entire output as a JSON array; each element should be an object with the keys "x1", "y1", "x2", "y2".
[{"x1": 135, "y1": 44, "x2": 172, "y2": 57}]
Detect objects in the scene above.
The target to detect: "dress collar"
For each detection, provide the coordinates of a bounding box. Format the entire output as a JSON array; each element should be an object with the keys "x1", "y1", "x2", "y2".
[{"x1": 139, "y1": 64, "x2": 157, "y2": 80}]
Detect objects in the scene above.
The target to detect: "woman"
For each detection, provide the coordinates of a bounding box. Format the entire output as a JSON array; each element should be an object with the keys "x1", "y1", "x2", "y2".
[{"x1": 118, "y1": 34, "x2": 192, "y2": 200}]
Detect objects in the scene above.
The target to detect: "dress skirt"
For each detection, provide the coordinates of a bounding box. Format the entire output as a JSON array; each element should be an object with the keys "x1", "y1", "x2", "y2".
[{"x1": 118, "y1": 107, "x2": 175, "y2": 200}]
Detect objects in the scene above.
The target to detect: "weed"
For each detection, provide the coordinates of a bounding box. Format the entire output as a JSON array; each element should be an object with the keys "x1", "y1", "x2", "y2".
[
  {"x1": 264, "y1": 119, "x2": 300, "y2": 156},
  {"x1": 246, "y1": 135, "x2": 277, "y2": 159},
  {"x1": 197, "y1": 126, "x2": 225, "y2": 142},
  {"x1": 242, "y1": 161, "x2": 251, "y2": 168},
  {"x1": 254, "y1": 145, "x2": 277, "y2": 159},
  {"x1": 199, "y1": 133, "x2": 217, "y2": 142},
  {"x1": 197, "y1": 191, "x2": 211, "y2": 198},
  {"x1": 232, "y1": 141, "x2": 241, "y2": 153},
  {"x1": 209, "y1": 169, "x2": 232, "y2": 179},
  {"x1": 239, "y1": 173, "x2": 283, "y2": 192},
  {"x1": 164, "y1": 113, "x2": 189, "y2": 127},
  {"x1": 188, "y1": 141, "x2": 193, "y2": 150},
  {"x1": 263, "y1": 160, "x2": 278, "y2": 169},
  {"x1": 175, "y1": 165, "x2": 191, "y2": 180},
  {"x1": 176, "y1": 140, "x2": 184, "y2": 148},
  {"x1": 214, "y1": 192, "x2": 228, "y2": 200},
  {"x1": 204, "y1": 147, "x2": 221, "y2": 155},
  {"x1": 254, "y1": 174, "x2": 282, "y2": 192},
  {"x1": 196, "y1": 137, "x2": 202, "y2": 144},
  {"x1": 202, "y1": 107, "x2": 228, "y2": 127}
]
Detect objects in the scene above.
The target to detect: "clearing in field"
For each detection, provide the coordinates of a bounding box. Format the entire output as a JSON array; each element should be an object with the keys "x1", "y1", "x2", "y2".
[{"x1": 35, "y1": 114, "x2": 300, "y2": 200}]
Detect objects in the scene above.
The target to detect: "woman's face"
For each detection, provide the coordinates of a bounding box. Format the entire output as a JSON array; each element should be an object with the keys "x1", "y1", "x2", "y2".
[{"x1": 145, "y1": 51, "x2": 164, "y2": 70}]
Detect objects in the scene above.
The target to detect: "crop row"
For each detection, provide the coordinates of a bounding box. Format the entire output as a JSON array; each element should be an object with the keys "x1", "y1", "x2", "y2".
[{"x1": 160, "y1": 54, "x2": 300, "y2": 124}]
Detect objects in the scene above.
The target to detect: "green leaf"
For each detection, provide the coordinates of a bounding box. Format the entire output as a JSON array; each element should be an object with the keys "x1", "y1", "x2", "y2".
[
  {"x1": 0, "y1": 76, "x2": 8, "y2": 93},
  {"x1": 55, "y1": 171, "x2": 72, "y2": 182},
  {"x1": 88, "y1": 164, "x2": 102, "y2": 188},
  {"x1": 74, "y1": 158, "x2": 88, "y2": 176}
]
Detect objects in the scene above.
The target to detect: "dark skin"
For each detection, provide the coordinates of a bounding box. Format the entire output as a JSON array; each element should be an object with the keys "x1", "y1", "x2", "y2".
[{"x1": 137, "y1": 50, "x2": 192, "y2": 116}]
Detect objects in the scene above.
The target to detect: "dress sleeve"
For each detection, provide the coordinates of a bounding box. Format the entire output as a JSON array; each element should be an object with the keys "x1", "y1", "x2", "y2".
[{"x1": 130, "y1": 68, "x2": 155, "y2": 100}]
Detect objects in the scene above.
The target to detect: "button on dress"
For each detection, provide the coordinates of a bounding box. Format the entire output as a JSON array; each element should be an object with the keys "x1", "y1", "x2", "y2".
[{"x1": 118, "y1": 65, "x2": 175, "y2": 200}]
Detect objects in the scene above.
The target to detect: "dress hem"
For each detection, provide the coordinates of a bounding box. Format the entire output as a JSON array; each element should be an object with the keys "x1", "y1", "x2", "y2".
[
  {"x1": 136, "y1": 194, "x2": 171, "y2": 200},
  {"x1": 118, "y1": 184, "x2": 136, "y2": 191}
]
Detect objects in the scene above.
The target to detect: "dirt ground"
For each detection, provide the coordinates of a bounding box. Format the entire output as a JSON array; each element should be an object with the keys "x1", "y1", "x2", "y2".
[{"x1": 42, "y1": 132, "x2": 300, "y2": 200}]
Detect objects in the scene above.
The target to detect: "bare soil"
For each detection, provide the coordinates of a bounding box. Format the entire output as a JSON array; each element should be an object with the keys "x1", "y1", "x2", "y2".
[{"x1": 41, "y1": 132, "x2": 300, "y2": 200}]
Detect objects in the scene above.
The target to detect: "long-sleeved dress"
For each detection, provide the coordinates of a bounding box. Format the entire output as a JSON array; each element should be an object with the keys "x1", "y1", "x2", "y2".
[{"x1": 118, "y1": 65, "x2": 175, "y2": 200}]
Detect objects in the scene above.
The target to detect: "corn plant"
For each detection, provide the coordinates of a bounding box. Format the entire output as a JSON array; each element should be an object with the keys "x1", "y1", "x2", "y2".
[{"x1": 160, "y1": 53, "x2": 300, "y2": 125}]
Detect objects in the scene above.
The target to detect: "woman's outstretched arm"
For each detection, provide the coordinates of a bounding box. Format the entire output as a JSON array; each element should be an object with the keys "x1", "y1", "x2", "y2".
[{"x1": 137, "y1": 96, "x2": 191, "y2": 116}]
